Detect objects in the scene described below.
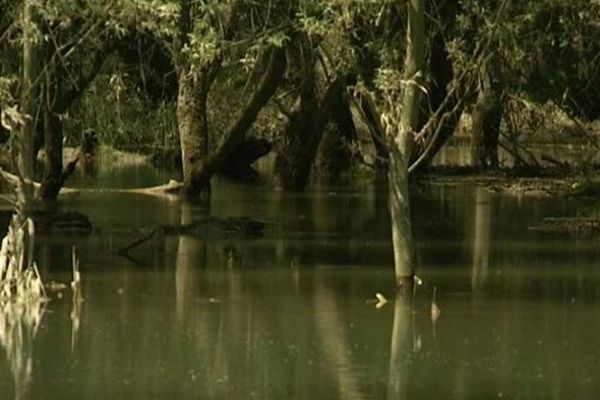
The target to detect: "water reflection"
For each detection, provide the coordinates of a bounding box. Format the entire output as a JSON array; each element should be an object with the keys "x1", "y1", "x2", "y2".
[
  {"x1": 175, "y1": 202, "x2": 204, "y2": 321},
  {"x1": 387, "y1": 292, "x2": 412, "y2": 400},
  {"x1": 471, "y1": 187, "x2": 491, "y2": 290},
  {"x1": 0, "y1": 301, "x2": 44, "y2": 400},
  {"x1": 2, "y1": 181, "x2": 600, "y2": 399},
  {"x1": 314, "y1": 280, "x2": 366, "y2": 400}
]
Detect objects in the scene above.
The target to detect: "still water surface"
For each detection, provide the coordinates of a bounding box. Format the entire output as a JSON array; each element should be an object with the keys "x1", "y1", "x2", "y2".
[{"x1": 2, "y1": 164, "x2": 600, "y2": 399}]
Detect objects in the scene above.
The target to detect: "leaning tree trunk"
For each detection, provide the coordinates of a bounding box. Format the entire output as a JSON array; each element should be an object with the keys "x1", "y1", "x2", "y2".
[
  {"x1": 471, "y1": 51, "x2": 503, "y2": 169},
  {"x1": 388, "y1": 0, "x2": 425, "y2": 287},
  {"x1": 188, "y1": 47, "x2": 287, "y2": 192}
]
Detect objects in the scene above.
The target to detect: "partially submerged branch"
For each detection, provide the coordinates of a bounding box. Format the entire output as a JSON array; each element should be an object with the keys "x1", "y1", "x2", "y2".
[{"x1": 1, "y1": 169, "x2": 183, "y2": 198}]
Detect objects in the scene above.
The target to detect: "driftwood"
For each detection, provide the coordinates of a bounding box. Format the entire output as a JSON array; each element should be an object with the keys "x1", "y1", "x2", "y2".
[
  {"x1": 1, "y1": 169, "x2": 184, "y2": 198},
  {"x1": 117, "y1": 217, "x2": 265, "y2": 256}
]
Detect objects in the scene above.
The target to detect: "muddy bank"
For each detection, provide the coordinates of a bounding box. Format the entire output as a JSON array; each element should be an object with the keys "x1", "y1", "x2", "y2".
[{"x1": 416, "y1": 166, "x2": 595, "y2": 197}]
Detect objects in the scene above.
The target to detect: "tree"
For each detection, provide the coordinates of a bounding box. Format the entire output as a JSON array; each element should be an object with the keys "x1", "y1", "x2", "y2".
[
  {"x1": 384, "y1": 0, "x2": 425, "y2": 287},
  {"x1": 273, "y1": 34, "x2": 353, "y2": 190},
  {"x1": 38, "y1": 18, "x2": 114, "y2": 198},
  {"x1": 175, "y1": 1, "x2": 234, "y2": 199}
]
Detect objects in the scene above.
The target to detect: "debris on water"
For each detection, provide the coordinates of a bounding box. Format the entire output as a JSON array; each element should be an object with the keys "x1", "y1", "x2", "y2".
[
  {"x1": 46, "y1": 281, "x2": 68, "y2": 292},
  {"x1": 375, "y1": 292, "x2": 388, "y2": 309}
]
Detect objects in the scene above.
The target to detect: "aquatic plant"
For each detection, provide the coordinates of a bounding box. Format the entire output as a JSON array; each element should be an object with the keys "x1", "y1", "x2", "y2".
[{"x1": 0, "y1": 216, "x2": 46, "y2": 306}]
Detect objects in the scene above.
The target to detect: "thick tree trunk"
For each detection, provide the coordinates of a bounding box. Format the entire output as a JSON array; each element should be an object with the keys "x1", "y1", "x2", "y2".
[
  {"x1": 177, "y1": 66, "x2": 213, "y2": 197},
  {"x1": 187, "y1": 47, "x2": 286, "y2": 194},
  {"x1": 471, "y1": 51, "x2": 503, "y2": 169},
  {"x1": 388, "y1": 0, "x2": 425, "y2": 287},
  {"x1": 274, "y1": 39, "x2": 319, "y2": 190},
  {"x1": 176, "y1": 0, "x2": 236, "y2": 199},
  {"x1": 274, "y1": 78, "x2": 349, "y2": 190},
  {"x1": 274, "y1": 37, "x2": 350, "y2": 190}
]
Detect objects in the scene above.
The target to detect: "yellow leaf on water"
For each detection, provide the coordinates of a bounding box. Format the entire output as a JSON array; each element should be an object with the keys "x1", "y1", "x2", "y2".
[{"x1": 375, "y1": 292, "x2": 388, "y2": 309}]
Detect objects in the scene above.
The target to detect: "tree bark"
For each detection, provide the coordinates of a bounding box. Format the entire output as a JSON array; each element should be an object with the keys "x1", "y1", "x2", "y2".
[
  {"x1": 177, "y1": 64, "x2": 214, "y2": 197},
  {"x1": 176, "y1": 0, "x2": 236, "y2": 199},
  {"x1": 39, "y1": 103, "x2": 63, "y2": 199},
  {"x1": 388, "y1": 0, "x2": 425, "y2": 287}
]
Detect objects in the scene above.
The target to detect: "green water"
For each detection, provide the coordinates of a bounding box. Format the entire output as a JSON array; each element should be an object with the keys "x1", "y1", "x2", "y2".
[{"x1": 2, "y1": 166, "x2": 600, "y2": 399}]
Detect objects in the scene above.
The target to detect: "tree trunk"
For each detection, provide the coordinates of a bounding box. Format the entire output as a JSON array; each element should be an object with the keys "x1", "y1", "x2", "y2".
[
  {"x1": 176, "y1": 0, "x2": 236, "y2": 200},
  {"x1": 39, "y1": 106, "x2": 63, "y2": 199},
  {"x1": 39, "y1": 54, "x2": 63, "y2": 200},
  {"x1": 19, "y1": 0, "x2": 39, "y2": 212},
  {"x1": 274, "y1": 38, "x2": 350, "y2": 190},
  {"x1": 314, "y1": 84, "x2": 357, "y2": 182},
  {"x1": 177, "y1": 66, "x2": 213, "y2": 198},
  {"x1": 187, "y1": 47, "x2": 286, "y2": 194},
  {"x1": 471, "y1": 51, "x2": 503, "y2": 169},
  {"x1": 388, "y1": 0, "x2": 425, "y2": 287},
  {"x1": 274, "y1": 39, "x2": 320, "y2": 190},
  {"x1": 414, "y1": 22, "x2": 461, "y2": 169}
]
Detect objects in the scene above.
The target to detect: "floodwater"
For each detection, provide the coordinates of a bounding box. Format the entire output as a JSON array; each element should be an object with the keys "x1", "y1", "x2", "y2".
[{"x1": 2, "y1": 160, "x2": 600, "y2": 400}]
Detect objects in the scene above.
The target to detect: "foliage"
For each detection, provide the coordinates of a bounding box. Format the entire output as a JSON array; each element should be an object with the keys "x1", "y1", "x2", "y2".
[
  {"x1": 450, "y1": 0, "x2": 600, "y2": 119},
  {"x1": 1, "y1": 0, "x2": 599, "y2": 170},
  {"x1": 67, "y1": 70, "x2": 178, "y2": 151}
]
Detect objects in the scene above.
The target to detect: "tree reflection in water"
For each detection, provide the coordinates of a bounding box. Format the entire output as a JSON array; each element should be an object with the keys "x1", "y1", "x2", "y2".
[{"x1": 387, "y1": 290, "x2": 413, "y2": 400}]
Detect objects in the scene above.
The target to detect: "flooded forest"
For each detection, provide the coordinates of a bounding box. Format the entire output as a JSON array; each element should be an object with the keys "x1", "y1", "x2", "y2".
[{"x1": 1, "y1": 0, "x2": 600, "y2": 399}]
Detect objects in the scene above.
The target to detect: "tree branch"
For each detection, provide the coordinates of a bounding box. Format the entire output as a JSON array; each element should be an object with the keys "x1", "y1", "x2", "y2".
[{"x1": 188, "y1": 46, "x2": 287, "y2": 194}]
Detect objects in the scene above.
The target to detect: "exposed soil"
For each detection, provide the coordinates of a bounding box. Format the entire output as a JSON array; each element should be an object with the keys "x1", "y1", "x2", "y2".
[{"x1": 416, "y1": 166, "x2": 593, "y2": 197}]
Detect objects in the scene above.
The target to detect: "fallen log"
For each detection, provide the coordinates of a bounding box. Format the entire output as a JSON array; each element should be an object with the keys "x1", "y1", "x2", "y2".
[
  {"x1": 117, "y1": 217, "x2": 265, "y2": 256},
  {"x1": 1, "y1": 169, "x2": 184, "y2": 198}
]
